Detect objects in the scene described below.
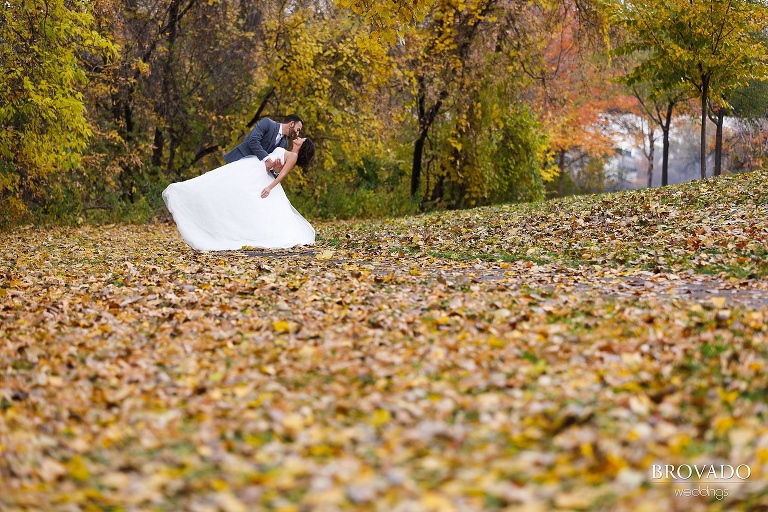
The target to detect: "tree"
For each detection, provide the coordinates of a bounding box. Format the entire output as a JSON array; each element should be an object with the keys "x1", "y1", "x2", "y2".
[
  {"x1": 615, "y1": 111, "x2": 656, "y2": 188},
  {"x1": 630, "y1": 81, "x2": 690, "y2": 186},
  {"x1": 383, "y1": 0, "x2": 567, "y2": 208},
  {"x1": 727, "y1": 78, "x2": 768, "y2": 172},
  {"x1": 0, "y1": 0, "x2": 116, "y2": 225},
  {"x1": 392, "y1": 0, "x2": 499, "y2": 199},
  {"x1": 336, "y1": 0, "x2": 433, "y2": 39},
  {"x1": 708, "y1": 101, "x2": 731, "y2": 177},
  {"x1": 262, "y1": 3, "x2": 396, "y2": 201},
  {"x1": 85, "y1": 0, "x2": 268, "y2": 201},
  {"x1": 519, "y1": 0, "x2": 616, "y2": 198}
]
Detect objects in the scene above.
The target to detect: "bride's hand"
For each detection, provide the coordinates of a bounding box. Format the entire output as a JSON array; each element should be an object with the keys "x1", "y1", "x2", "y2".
[{"x1": 261, "y1": 186, "x2": 271, "y2": 198}]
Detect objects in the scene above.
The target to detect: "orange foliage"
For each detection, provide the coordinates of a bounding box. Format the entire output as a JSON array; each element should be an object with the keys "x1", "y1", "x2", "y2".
[{"x1": 523, "y1": 0, "x2": 627, "y2": 160}]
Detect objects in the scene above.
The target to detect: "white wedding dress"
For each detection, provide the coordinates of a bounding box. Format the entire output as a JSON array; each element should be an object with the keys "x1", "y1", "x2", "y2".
[{"x1": 162, "y1": 147, "x2": 315, "y2": 250}]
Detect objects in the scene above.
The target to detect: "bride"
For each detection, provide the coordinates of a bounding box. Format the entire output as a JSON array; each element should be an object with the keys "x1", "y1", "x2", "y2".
[{"x1": 163, "y1": 137, "x2": 316, "y2": 251}]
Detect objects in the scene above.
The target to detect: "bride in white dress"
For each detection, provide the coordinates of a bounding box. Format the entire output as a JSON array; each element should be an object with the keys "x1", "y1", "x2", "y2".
[{"x1": 163, "y1": 137, "x2": 316, "y2": 251}]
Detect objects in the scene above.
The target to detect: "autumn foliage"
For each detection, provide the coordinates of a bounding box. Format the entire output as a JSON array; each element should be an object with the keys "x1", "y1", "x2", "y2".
[{"x1": 3, "y1": 0, "x2": 765, "y2": 226}]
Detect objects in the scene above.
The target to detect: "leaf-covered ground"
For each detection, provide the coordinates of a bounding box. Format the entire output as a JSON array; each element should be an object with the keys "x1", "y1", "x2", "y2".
[{"x1": 2, "y1": 171, "x2": 767, "y2": 511}]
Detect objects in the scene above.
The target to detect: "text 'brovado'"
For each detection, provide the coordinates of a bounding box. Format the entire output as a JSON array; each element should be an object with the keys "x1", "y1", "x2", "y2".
[{"x1": 652, "y1": 464, "x2": 752, "y2": 481}]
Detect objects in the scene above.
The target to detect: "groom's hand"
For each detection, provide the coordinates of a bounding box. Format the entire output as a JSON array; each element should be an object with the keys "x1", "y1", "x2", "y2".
[{"x1": 265, "y1": 158, "x2": 283, "y2": 172}]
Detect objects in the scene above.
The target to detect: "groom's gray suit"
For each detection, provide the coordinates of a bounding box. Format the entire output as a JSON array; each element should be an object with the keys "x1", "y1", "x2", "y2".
[{"x1": 223, "y1": 117, "x2": 288, "y2": 163}]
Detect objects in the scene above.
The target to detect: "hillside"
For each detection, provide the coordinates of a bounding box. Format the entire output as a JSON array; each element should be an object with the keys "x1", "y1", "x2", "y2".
[
  {"x1": 1, "y1": 171, "x2": 767, "y2": 510},
  {"x1": 319, "y1": 169, "x2": 768, "y2": 279}
]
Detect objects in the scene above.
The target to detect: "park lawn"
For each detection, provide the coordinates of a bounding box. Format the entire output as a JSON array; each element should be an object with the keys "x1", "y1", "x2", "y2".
[{"x1": 1, "y1": 170, "x2": 767, "y2": 511}]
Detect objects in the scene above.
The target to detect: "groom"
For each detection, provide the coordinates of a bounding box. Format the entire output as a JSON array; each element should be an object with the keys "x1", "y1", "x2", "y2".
[{"x1": 224, "y1": 114, "x2": 304, "y2": 175}]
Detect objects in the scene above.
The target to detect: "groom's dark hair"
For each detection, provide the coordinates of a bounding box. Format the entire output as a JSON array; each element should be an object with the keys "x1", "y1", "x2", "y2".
[
  {"x1": 297, "y1": 138, "x2": 316, "y2": 168},
  {"x1": 283, "y1": 114, "x2": 303, "y2": 125}
]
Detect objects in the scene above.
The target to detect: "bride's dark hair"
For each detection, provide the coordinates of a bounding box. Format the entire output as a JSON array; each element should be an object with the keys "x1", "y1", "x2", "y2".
[{"x1": 297, "y1": 137, "x2": 316, "y2": 168}]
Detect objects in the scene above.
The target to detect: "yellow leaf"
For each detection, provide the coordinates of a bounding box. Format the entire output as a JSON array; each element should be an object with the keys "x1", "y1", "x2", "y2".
[
  {"x1": 711, "y1": 296, "x2": 727, "y2": 308},
  {"x1": 233, "y1": 384, "x2": 253, "y2": 398},
  {"x1": 715, "y1": 416, "x2": 735, "y2": 434},
  {"x1": 101, "y1": 471, "x2": 131, "y2": 489},
  {"x1": 282, "y1": 413, "x2": 304, "y2": 433},
  {"x1": 369, "y1": 408, "x2": 391, "y2": 427},
  {"x1": 489, "y1": 336, "x2": 504, "y2": 349},
  {"x1": 420, "y1": 492, "x2": 456, "y2": 511},
  {"x1": 273, "y1": 320, "x2": 291, "y2": 333},
  {"x1": 718, "y1": 388, "x2": 739, "y2": 404},
  {"x1": 316, "y1": 249, "x2": 336, "y2": 260},
  {"x1": 65, "y1": 455, "x2": 90, "y2": 482},
  {"x1": 211, "y1": 478, "x2": 229, "y2": 491},
  {"x1": 309, "y1": 444, "x2": 334, "y2": 457},
  {"x1": 216, "y1": 492, "x2": 247, "y2": 512},
  {"x1": 492, "y1": 308, "x2": 511, "y2": 323}
]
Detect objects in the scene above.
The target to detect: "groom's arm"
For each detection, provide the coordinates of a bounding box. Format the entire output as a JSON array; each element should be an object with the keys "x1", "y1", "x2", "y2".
[{"x1": 246, "y1": 118, "x2": 272, "y2": 160}]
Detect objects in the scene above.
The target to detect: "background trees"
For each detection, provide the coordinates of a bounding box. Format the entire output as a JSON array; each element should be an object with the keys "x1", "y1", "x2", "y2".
[
  {"x1": 2, "y1": 0, "x2": 768, "y2": 227},
  {"x1": 85, "y1": 0, "x2": 270, "y2": 208},
  {"x1": 0, "y1": 0, "x2": 116, "y2": 225},
  {"x1": 604, "y1": 0, "x2": 768, "y2": 181},
  {"x1": 389, "y1": 0, "x2": 548, "y2": 208}
]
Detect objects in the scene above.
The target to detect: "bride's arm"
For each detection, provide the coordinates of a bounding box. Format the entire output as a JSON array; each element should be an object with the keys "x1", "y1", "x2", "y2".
[{"x1": 261, "y1": 152, "x2": 298, "y2": 198}]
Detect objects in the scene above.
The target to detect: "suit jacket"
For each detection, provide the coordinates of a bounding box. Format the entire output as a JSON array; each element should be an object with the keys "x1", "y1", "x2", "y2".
[{"x1": 223, "y1": 117, "x2": 288, "y2": 163}]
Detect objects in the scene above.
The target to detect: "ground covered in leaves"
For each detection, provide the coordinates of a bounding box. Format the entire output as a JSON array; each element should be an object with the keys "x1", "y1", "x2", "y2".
[{"x1": 2, "y1": 171, "x2": 768, "y2": 511}]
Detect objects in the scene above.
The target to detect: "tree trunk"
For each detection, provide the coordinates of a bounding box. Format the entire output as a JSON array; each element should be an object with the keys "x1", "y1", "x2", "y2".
[
  {"x1": 700, "y1": 76, "x2": 709, "y2": 180},
  {"x1": 124, "y1": 99, "x2": 134, "y2": 142},
  {"x1": 246, "y1": 88, "x2": 275, "y2": 129},
  {"x1": 193, "y1": 145, "x2": 220, "y2": 165},
  {"x1": 111, "y1": 93, "x2": 122, "y2": 132},
  {"x1": 430, "y1": 175, "x2": 444, "y2": 203},
  {"x1": 152, "y1": 126, "x2": 164, "y2": 171},
  {"x1": 167, "y1": 132, "x2": 178, "y2": 178},
  {"x1": 646, "y1": 128, "x2": 654, "y2": 188},
  {"x1": 661, "y1": 101, "x2": 673, "y2": 186},
  {"x1": 410, "y1": 81, "x2": 446, "y2": 198},
  {"x1": 714, "y1": 108, "x2": 725, "y2": 176},
  {"x1": 412, "y1": 133, "x2": 426, "y2": 197},
  {"x1": 157, "y1": 0, "x2": 182, "y2": 171},
  {"x1": 557, "y1": 150, "x2": 566, "y2": 197}
]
